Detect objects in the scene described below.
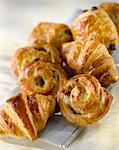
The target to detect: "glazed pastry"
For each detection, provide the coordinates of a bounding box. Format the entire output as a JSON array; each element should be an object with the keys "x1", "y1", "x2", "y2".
[
  {"x1": 62, "y1": 40, "x2": 118, "y2": 87},
  {"x1": 12, "y1": 41, "x2": 61, "y2": 76},
  {"x1": 100, "y1": 3, "x2": 119, "y2": 37},
  {"x1": 57, "y1": 74, "x2": 113, "y2": 126},
  {"x1": 71, "y1": 7, "x2": 118, "y2": 49},
  {"x1": 30, "y1": 22, "x2": 73, "y2": 50},
  {"x1": 0, "y1": 93, "x2": 55, "y2": 140},
  {"x1": 18, "y1": 61, "x2": 67, "y2": 97}
]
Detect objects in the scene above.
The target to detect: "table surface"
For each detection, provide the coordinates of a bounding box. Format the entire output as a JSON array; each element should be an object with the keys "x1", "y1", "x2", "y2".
[{"x1": 0, "y1": 0, "x2": 119, "y2": 150}]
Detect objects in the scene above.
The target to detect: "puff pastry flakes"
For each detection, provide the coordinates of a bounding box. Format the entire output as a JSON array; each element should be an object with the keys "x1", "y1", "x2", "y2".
[
  {"x1": 18, "y1": 61, "x2": 67, "y2": 97},
  {"x1": 30, "y1": 22, "x2": 73, "y2": 50},
  {"x1": 12, "y1": 41, "x2": 61, "y2": 76},
  {"x1": 71, "y1": 7, "x2": 118, "y2": 49},
  {"x1": 62, "y1": 40, "x2": 118, "y2": 87},
  {"x1": 0, "y1": 93, "x2": 55, "y2": 140},
  {"x1": 57, "y1": 74, "x2": 113, "y2": 126},
  {"x1": 100, "y1": 3, "x2": 119, "y2": 37}
]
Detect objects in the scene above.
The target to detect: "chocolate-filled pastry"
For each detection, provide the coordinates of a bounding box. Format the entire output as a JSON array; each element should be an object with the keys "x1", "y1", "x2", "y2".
[
  {"x1": 0, "y1": 93, "x2": 55, "y2": 140},
  {"x1": 29, "y1": 22, "x2": 73, "y2": 50},
  {"x1": 12, "y1": 41, "x2": 61, "y2": 76},
  {"x1": 71, "y1": 7, "x2": 118, "y2": 49},
  {"x1": 100, "y1": 3, "x2": 119, "y2": 37},
  {"x1": 57, "y1": 74, "x2": 113, "y2": 126},
  {"x1": 18, "y1": 61, "x2": 67, "y2": 97},
  {"x1": 62, "y1": 40, "x2": 118, "y2": 87}
]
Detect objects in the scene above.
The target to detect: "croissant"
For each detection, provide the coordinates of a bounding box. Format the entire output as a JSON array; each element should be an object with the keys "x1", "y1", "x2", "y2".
[
  {"x1": 100, "y1": 3, "x2": 119, "y2": 37},
  {"x1": 62, "y1": 40, "x2": 118, "y2": 87},
  {"x1": 71, "y1": 7, "x2": 118, "y2": 50},
  {"x1": 18, "y1": 61, "x2": 67, "y2": 97},
  {"x1": 29, "y1": 22, "x2": 73, "y2": 50},
  {"x1": 12, "y1": 40, "x2": 61, "y2": 76},
  {"x1": 57, "y1": 74, "x2": 113, "y2": 126},
  {"x1": 0, "y1": 93, "x2": 55, "y2": 140}
]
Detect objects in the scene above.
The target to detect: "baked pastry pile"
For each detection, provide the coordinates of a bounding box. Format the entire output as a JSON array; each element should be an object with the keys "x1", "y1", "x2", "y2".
[{"x1": 0, "y1": 2, "x2": 118, "y2": 141}]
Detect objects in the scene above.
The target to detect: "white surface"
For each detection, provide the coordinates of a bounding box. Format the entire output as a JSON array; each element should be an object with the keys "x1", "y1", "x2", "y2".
[{"x1": 0, "y1": 0, "x2": 119, "y2": 150}]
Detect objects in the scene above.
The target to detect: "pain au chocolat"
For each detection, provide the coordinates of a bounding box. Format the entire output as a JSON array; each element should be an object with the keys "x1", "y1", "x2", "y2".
[{"x1": 71, "y1": 7, "x2": 118, "y2": 50}]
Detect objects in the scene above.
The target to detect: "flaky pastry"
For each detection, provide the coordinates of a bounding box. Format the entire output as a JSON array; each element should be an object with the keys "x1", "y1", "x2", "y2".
[
  {"x1": 57, "y1": 74, "x2": 112, "y2": 126},
  {"x1": 71, "y1": 7, "x2": 118, "y2": 50},
  {"x1": 30, "y1": 22, "x2": 73, "y2": 50},
  {"x1": 100, "y1": 3, "x2": 119, "y2": 37},
  {"x1": 12, "y1": 41, "x2": 61, "y2": 76},
  {"x1": 62, "y1": 40, "x2": 118, "y2": 87},
  {"x1": 0, "y1": 93, "x2": 55, "y2": 140},
  {"x1": 18, "y1": 61, "x2": 67, "y2": 97}
]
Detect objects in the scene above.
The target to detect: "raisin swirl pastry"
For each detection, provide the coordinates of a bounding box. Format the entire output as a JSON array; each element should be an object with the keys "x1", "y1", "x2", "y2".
[
  {"x1": 0, "y1": 93, "x2": 55, "y2": 140},
  {"x1": 62, "y1": 40, "x2": 118, "y2": 87},
  {"x1": 100, "y1": 3, "x2": 119, "y2": 37},
  {"x1": 30, "y1": 22, "x2": 73, "y2": 50},
  {"x1": 12, "y1": 41, "x2": 61, "y2": 76},
  {"x1": 57, "y1": 74, "x2": 113, "y2": 126},
  {"x1": 18, "y1": 61, "x2": 67, "y2": 97},
  {"x1": 71, "y1": 7, "x2": 118, "y2": 49}
]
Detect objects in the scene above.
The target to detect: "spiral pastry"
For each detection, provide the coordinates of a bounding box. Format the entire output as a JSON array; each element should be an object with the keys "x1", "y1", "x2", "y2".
[
  {"x1": 12, "y1": 41, "x2": 61, "y2": 76},
  {"x1": 71, "y1": 7, "x2": 118, "y2": 49},
  {"x1": 62, "y1": 40, "x2": 118, "y2": 87},
  {"x1": 29, "y1": 22, "x2": 73, "y2": 50},
  {"x1": 0, "y1": 93, "x2": 55, "y2": 140},
  {"x1": 18, "y1": 61, "x2": 67, "y2": 97},
  {"x1": 57, "y1": 74, "x2": 113, "y2": 126},
  {"x1": 100, "y1": 3, "x2": 119, "y2": 37}
]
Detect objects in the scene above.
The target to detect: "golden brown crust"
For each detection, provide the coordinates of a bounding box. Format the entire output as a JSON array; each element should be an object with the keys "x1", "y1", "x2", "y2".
[
  {"x1": 62, "y1": 40, "x2": 118, "y2": 87},
  {"x1": 0, "y1": 109, "x2": 23, "y2": 138},
  {"x1": 23, "y1": 94, "x2": 56, "y2": 137},
  {"x1": 7, "y1": 94, "x2": 36, "y2": 140},
  {"x1": 18, "y1": 61, "x2": 67, "y2": 97},
  {"x1": 57, "y1": 74, "x2": 113, "y2": 126},
  {"x1": 71, "y1": 7, "x2": 118, "y2": 49},
  {"x1": 0, "y1": 93, "x2": 55, "y2": 140},
  {"x1": 12, "y1": 41, "x2": 62, "y2": 76},
  {"x1": 100, "y1": 3, "x2": 119, "y2": 37},
  {"x1": 30, "y1": 22, "x2": 73, "y2": 50}
]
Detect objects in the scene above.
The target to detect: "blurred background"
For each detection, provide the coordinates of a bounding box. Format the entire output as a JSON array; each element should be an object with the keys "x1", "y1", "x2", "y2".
[
  {"x1": 0, "y1": 0, "x2": 119, "y2": 48},
  {"x1": 0, "y1": 0, "x2": 118, "y2": 99}
]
